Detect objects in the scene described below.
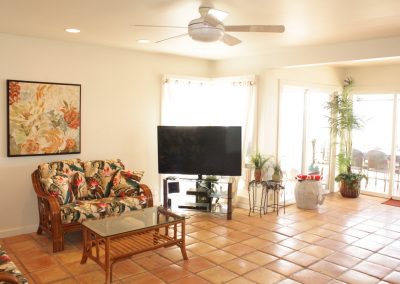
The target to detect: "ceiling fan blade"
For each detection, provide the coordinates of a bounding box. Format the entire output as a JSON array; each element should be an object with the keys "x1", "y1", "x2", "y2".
[
  {"x1": 221, "y1": 33, "x2": 241, "y2": 46},
  {"x1": 207, "y1": 8, "x2": 229, "y2": 22},
  {"x1": 203, "y1": 14, "x2": 220, "y2": 27},
  {"x1": 155, "y1": 33, "x2": 188, "y2": 43},
  {"x1": 132, "y1": 24, "x2": 187, "y2": 29},
  {"x1": 225, "y1": 25, "x2": 285, "y2": 33}
]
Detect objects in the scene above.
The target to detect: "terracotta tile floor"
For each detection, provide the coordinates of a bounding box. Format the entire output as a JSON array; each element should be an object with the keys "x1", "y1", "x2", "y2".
[{"x1": 2, "y1": 193, "x2": 400, "y2": 283}]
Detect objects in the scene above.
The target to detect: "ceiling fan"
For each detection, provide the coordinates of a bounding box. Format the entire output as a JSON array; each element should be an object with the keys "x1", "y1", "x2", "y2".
[{"x1": 134, "y1": 6, "x2": 285, "y2": 46}]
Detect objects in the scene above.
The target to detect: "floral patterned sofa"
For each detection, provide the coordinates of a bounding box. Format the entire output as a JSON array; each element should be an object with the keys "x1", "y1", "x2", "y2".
[
  {"x1": 0, "y1": 246, "x2": 27, "y2": 283},
  {"x1": 31, "y1": 159, "x2": 153, "y2": 252}
]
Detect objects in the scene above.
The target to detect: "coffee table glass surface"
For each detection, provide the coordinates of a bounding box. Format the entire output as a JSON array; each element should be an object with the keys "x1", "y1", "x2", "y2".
[{"x1": 82, "y1": 206, "x2": 183, "y2": 236}]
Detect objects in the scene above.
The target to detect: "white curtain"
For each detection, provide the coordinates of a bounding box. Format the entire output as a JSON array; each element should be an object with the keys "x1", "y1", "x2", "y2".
[{"x1": 161, "y1": 75, "x2": 257, "y2": 203}]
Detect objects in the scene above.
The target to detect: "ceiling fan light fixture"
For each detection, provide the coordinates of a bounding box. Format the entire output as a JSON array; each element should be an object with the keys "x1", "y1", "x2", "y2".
[
  {"x1": 65, "y1": 28, "x2": 80, "y2": 33},
  {"x1": 189, "y1": 27, "x2": 224, "y2": 42},
  {"x1": 188, "y1": 19, "x2": 224, "y2": 42},
  {"x1": 137, "y1": 39, "x2": 150, "y2": 44}
]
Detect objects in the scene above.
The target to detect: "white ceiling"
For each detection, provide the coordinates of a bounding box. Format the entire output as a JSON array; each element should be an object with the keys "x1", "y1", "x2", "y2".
[{"x1": 2, "y1": 0, "x2": 400, "y2": 60}]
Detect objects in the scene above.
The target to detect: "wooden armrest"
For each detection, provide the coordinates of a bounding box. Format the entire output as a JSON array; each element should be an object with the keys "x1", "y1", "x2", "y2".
[
  {"x1": 140, "y1": 184, "x2": 153, "y2": 207},
  {"x1": 0, "y1": 271, "x2": 20, "y2": 284},
  {"x1": 32, "y1": 170, "x2": 60, "y2": 213}
]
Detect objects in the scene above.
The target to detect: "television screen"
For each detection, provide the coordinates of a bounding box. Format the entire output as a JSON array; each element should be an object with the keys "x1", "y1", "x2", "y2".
[{"x1": 157, "y1": 126, "x2": 242, "y2": 176}]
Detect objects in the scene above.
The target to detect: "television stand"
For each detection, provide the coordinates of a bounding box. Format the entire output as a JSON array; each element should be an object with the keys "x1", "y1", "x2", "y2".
[
  {"x1": 178, "y1": 202, "x2": 209, "y2": 211},
  {"x1": 163, "y1": 177, "x2": 233, "y2": 220}
]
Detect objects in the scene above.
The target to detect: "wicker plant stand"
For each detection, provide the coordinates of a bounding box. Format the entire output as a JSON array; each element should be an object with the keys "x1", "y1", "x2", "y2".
[{"x1": 80, "y1": 207, "x2": 187, "y2": 284}]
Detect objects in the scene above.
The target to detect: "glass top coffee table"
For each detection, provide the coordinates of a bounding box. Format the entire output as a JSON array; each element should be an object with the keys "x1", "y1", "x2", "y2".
[{"x1": 80, "y1": 206, "x2": 188, "y2": 284}]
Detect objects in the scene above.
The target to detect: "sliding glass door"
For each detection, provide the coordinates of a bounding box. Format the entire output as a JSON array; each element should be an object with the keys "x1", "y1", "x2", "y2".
[
  {"x1": 278, "y1": 84, "x2": 331, "y2": 197},
  {"x1": 351, "y1": 93, "x2": 400, "y2": 199}
]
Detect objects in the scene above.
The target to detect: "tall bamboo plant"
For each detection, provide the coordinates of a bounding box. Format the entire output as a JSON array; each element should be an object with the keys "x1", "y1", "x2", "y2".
[{"x1": 326, "y1": 78, "x2": 365, "y2": 189}]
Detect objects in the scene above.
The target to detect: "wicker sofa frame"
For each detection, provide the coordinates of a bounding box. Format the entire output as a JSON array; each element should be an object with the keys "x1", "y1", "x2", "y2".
[
  {"x1": 0, "y1": 272, "x2": 19, "y2": 284},
  {"x1": 31, "y1": 169, "x2": 154, "y2": 253}
]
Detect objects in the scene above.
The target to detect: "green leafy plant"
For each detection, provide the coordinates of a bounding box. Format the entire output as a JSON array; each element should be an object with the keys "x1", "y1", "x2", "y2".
[
  {"x1": 250, "y1": 153, "x2": 272, "y2": 169},
  {"x1": 334, "y1": 173, "x2": 367, "y2": 189},
  {"x1": 326, "y1": 78, "x2": 367, "y2": 190},
  {"x1": 272, "y1": 159, "x2": 282, "y2": 175}
]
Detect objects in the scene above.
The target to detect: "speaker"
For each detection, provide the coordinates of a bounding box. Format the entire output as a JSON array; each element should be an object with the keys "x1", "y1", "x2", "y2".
[
  {"x1": 167, "y1": 198, "x2": 171, "y2": 208},
  {"x1": 168, "y1": 181, "x2": 180, "y2": 193}
]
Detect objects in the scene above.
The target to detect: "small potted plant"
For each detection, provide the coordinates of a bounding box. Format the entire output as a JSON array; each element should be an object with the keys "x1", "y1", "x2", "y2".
[
  {"x1": 250, "y1": 153, "x2": 272, "y2": 182},
  {"x1": 272, "y1": 160, "x2": 283, "y2": 182}
]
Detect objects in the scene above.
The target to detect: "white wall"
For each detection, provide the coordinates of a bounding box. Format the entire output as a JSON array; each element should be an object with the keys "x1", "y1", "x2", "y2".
[
  {"x1": 345, "y1": 64, "x2": 400, "y2": 93},
  {"x1": 0, "y1": 33, "x2": 212, "y2": 237}
]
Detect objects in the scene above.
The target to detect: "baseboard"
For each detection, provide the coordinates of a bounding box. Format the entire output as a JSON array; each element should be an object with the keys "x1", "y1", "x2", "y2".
[{"x1": 0, "y1": 224, "x2": 37, "y2": 238}]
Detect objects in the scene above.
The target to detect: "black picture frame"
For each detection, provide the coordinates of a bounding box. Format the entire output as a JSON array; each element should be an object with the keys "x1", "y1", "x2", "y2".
[{"x1": 7, "y1": 79, "x2": 81, "y2": 157}]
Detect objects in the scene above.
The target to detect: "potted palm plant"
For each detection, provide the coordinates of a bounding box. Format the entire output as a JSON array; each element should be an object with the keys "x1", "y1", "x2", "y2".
[
  {"x1": 326, "y1": 78, "x2": 366, "y2": 198},
  {"x1": 250, "y1": 153, "x2": 272, "y2": 182}
]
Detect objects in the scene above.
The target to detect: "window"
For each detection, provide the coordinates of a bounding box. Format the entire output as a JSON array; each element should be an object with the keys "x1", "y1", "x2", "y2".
[{"x1": 161, "y1": 75, "x2": 257, "y2": 199}]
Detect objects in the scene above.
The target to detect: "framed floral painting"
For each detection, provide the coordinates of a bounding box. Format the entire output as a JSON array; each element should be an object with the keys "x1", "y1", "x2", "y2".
[{"x1": 7, "y1": 80, "x2": 81, "y2": 157}]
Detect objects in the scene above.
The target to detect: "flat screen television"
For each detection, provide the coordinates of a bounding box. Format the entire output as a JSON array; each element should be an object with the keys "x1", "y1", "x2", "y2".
[{"x1": 157, "y1": 126, "x2": 242, "y2": 177}]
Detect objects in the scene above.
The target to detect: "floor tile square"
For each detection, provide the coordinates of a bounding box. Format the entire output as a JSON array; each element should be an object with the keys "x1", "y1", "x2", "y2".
[
  {"x1": 242, "y1": 251, "x2": 278, "y2": 265},
  {"x1": 366, "y1": 253, "x2": 400, "y2": 269},
  {"x1": 188, "y1": 230, "x2": 218, "y2": 241},
  {"x1": 260, "y1": 244, "x2": 294, "y2": 257},
  {"x1": 300, "y1": 245, "x2": 334, "y2": 258},
  {"x1": 201, "y1": 249, "x2": 236, "y2": 264},
  {"x1": 221, "y1": 258, "x2": 259, "y2": 274},
  {"x1": 340, "y1": 245, "x2": 374, "y2": 259},
  {"x1": 202, "y1": 235, "x2": 236, "y2": 248},
  {"x1": 309, "y1": 260, "x2": 347, "y2": 278},
  {"x1": 293, "y1": 232, "x2": 323, "y2": 244},
  {"x1": 324, "y1": 252, "x2": 361, "y2": 268},
  {"x1": 291, "y1": 269, "x2": 332, "y2": 284},
  {"x1": 222, "y1": 243, "x2": 256, "y2": 256},
  {"x1": 338, "y1": 270, "x2": 380, "y2": 284},
  {"x1": 244, "y1": 267, "x2": 286, "y2": 284},
  {"x1": 197, "y1": 266, "x2": 238, "y2": 284},
  {"x1": 352, "y1": 239, "x2": 385, "y2": 252},
  {"x1": 241, "y1": 237, "x2": 274, "y2": 249},
  {"x1": 279, "y1": 238, "x2": 309, "y2": 250},
  {"x1": 151, "y1": 264, "x2": 192, "y2": 282},
  {"x1": 283, "y1": 251, "x2": 319, "y2": 267},
  {"x1": 176, "y1": 256, "x2": 215, "y2": 273},
  {"x1": 384, "y1": 271, "x2": 400, "y2": 283},
  {"x1": 265, "y1": 259, "x2": 303, "y2": 276},
  {"x1": 353, "y1": 260, "x2": 392, "y2": 279}
]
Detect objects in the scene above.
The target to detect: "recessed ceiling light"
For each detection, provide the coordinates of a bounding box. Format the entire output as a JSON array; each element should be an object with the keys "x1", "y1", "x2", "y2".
[
  {"x1": 65, "y1": 28, "x2": 80, "y2": 33},
  {"x1": 137, "y1": 39, "x2": 150, "y2": 44}
]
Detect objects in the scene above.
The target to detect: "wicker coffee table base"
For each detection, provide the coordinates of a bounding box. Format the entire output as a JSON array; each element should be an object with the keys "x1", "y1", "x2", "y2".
[{"x1": 81, "y1": 214, "x2": 187, "y2": 284}]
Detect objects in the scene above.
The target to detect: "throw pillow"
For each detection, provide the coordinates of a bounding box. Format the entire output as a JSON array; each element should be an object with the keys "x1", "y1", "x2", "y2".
[
  {"x1": 84, "y1": 159, "x2": 125, "y2": 194},
  {"x1": 41, "y1": 174, "x2": 75, "y2": 205},
  {"x1": 85, "y1": 174, "x2": 105, "y2": 199},
  {"x1": 110, "y1": 170, "x2": 144, "y2": 197},
  {"x1": 71, "y1": 172, "x2": 89, "y2": 200}
]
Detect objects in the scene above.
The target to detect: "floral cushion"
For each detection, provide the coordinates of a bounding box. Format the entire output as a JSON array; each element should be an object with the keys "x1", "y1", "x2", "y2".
[
  {"x1": 110, "y1": 170, "x2": 144, "y2": 197},
  {"x1": 71, "y1": 172, "x2": 88, "y2": 200},
  {"x1": 83, "y1": 159, "x2": 125, "y2": 197},
  {"x1": 42, "y1": 174, "x2": 75, "y2": 205},
  {"x1": 0, "y1": 246, "x2": 28, "y2": 283},
  {"x1": 39, "y1": 159, "x2": 84, "y2": 179},
  {"x1": 39, "y1": 159, "x2": 84, "y2": 205},
  {"x1": 59, "y1": 196, "x2": 147, "y2": 224}
]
